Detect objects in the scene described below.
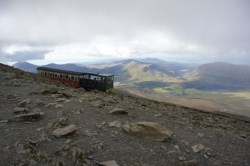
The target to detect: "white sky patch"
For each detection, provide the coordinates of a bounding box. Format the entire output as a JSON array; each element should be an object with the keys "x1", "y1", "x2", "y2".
[
  {"x1": 38, "y1": 31, "x2": 208, "y2": 64},
  {"x1": 2, "y1": 44, "x2": 33, "y2": 55}
]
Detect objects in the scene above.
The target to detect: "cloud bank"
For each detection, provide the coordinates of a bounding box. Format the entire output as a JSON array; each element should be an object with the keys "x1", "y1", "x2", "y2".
[{"x1": 0, "y1": 0, "x2": 249, "y2": 64}]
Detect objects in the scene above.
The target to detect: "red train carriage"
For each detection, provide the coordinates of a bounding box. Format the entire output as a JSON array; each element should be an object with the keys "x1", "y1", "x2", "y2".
[
  {"x1": 37, "y1": 67, "x2": 81, "y2": 88},
  {"x1": 37, "y1": 67, "x2": 114, "y2": 91}
]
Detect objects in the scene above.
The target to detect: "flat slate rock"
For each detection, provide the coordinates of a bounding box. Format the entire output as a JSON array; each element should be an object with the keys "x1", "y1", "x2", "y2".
[
  {"x1": 109, "y1": 121, "x2": 122, "y2": 128},
  {"x1": 12, "y1": 112, "x2": 44, "y2": 121},
  {"x1": 17, "y1": 99, "x2": 30, "y2": 107},
  {"x1": 109, "y1": 108, "x2": 128, "y2": 114},
  {"x1": 122, "y1": 122, "x2": 173, "y2": 142},
  {"x1": 52, "y1": 124, "x2": 77, "y2": 137},
  {"x1": 14, "y1": 107, "x2": 29, "y2": 114},
  {"x1": 98, "y1": 160, "x2": 119, "y2": 166}
]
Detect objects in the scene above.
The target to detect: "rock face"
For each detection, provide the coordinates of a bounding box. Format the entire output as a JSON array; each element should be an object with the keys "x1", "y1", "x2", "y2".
[
  {"x1": 122, "y1": 122, "x2": 173, "y2": 141},
  {"x1": 52, "y1": 124, "x2": 77, "y2": 137}
]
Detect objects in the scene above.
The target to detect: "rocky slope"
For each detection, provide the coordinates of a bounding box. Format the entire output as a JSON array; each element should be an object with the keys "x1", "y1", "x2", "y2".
[{"x1": 0, "y1": 63, "x2": 250, "y2": 166}]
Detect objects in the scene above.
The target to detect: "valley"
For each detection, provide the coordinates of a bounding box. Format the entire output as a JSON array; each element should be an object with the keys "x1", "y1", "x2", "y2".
[{"x1": 13, "y1": 58, "x2": 250, "y2": 118}]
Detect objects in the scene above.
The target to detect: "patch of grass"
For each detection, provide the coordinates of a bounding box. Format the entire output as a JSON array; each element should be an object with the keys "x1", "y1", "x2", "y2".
[
  {"x1": 153, "y1": 87, "x2": 168, "y2": 93},
  {"x1": 223, "y1": 91, "x2": 250, "y2": 100},
  {"x1": 135, "y1": 81, "x2": 170, "y2": 89}
]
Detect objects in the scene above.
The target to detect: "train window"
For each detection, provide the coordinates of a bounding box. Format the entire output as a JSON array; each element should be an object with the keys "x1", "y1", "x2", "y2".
[
  {"x1": 90, "y1": 75, "x2": 98, "y2": 80},
  {"x1": 45, "y1": 72, "x2": 47, "y2": 76},
  {"x1": 71, "y1": 76, "x2": 74, "y2": 80},
  {"x1": 60, "y1": 74, "x2": 62, "y2": 79},
  {"x1": 49, "y1": 73, "x2": 53, "y2": 77},
  {"x1": 66, "y1": 75, "x2": 69, "y2": 80},
  {"x1": 54, "y1": 74, "x2": 58, "y2": 78},
  {"x1": 84, "y1": 75, "x2": 89, "y2": 79}
]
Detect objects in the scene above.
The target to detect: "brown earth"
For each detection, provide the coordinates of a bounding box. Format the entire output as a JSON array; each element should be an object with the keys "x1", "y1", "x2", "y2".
[
  {"x1": 0, "y1": 63, "x2": 250, "y2": 166},
  {"x1": 123, "y1": 88, "x2": 224, "y2": 112}
]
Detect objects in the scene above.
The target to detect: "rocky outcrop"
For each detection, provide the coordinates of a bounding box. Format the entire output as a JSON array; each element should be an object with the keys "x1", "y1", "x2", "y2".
[
  {"x1": 122, "y1": 122, "x2": 173, "y2": 141},
  {"x1": 191, "y1": 144, "x2": 206, "y2": 153},
  {"x1": 17, "y1": 99, "x2": 30, "y2": 107},
  {"x1": 109, "y1": 108, "x2": 128, "y2": 115},
  {"x1": 99, "y1": 160, "x2": 119, "y2": 166},
  {"x1": 52, "y1": 124, "x2": 77, "y2": 137},
  {"x1": 109, "y1": 121, "x2": 122, "y2": 128},
  {"x1": 11, "y1": 112, "x2": 44, "y2": 121},
  {"x1": 14, "y1": 107, "x2": 29, "y2": 114}
]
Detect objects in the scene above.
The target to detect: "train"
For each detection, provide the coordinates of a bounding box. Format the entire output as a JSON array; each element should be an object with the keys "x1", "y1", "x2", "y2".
[{"x1": 37, "y1": 67, "x2": 114, "y2": 91}]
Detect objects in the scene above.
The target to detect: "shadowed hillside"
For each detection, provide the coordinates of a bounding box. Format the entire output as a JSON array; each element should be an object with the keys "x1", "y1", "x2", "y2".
[
  {"x1": 184, "y1": 62, "x2": 250, "y2": 90},
  {"x1": 13, "y1": 62, "x2": 38, "y2": 73}
]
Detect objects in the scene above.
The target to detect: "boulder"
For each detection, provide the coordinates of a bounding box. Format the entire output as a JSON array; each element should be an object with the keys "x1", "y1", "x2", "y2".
[
  {"x1": 109, "y1": 121, "x2": 122, "y2": 128},
  {"x1": 45, "y1": 103, "x2": 57, "y2": 108},
  {"x1": 50, "y1": 117, "x2": 68, "y2": 127},
  {"x1": 55, "y1": 104, "x2": 64, "y2": 109},
  {"x1": 14, "y1": 107, "x2": 28, "y2": 114},
  {"x1": 60, "y1": 92, "x2": 72, "y2": 98},
  {"x1": 42, "y1": 89, "x2": 58, "y2": 94},
  {"x1": 191, "y1": 144, "x2": 206, "y2": 153},
  {"x1": 52, "y1": 124, "x2": 77, "y2": 137},
  {"x1": 17, "y1": 99, "x2": 30, "y2": 107},
  {"x1": 12, "y1": 112, "x2": 44, "y2": 121},
  {"x1": 99, "y1": 160, "x2": 119, "y2": 166},
  {"x1": 122, "y1": 122, "x2": 173, "y2": 141},
  {"x1": 35, "y1": 100, "x2": 45, "y2": 106},
  {"x1": 182, "y1": 159, "x2": 198, "y2": 166},
  {"x1": 109, "y1": 108, "x2": 128, "y2": 115}
]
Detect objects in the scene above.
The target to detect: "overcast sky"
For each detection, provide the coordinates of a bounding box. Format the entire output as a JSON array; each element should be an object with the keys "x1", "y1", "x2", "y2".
[{"x1": 0, "y1": 0, "x2": 249, "y2": 65}]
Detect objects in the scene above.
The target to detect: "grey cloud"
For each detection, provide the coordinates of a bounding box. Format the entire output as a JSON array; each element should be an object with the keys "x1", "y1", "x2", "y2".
[
  {"x1": 0, "y1": 50, "x2": 47, "y2": 62},
  {"x1": 0, "y1": 0, "x2": 249, "y2": 64}
]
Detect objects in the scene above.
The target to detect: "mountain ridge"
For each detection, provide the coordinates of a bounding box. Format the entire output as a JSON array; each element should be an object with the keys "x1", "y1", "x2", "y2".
[
  {"x1": 184, "y1": 62, "x2": 250, "y2": 90},
  {"x1": 12, "y1": 60, "x2": 250, "y2": 91}
]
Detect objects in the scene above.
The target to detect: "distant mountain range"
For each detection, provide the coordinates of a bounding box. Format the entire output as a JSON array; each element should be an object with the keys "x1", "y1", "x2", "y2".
[
  {"x1": 13, "y1": 59, "x2": 250, "y2": 90},
  {"x1": 13, "y1": 62, "x2": 38, "y2": 73}
]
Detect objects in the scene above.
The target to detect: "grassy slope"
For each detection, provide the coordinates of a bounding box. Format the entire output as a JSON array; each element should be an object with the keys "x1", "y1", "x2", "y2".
[{"x1": 122, "y1": 61, "x2": 179, "y2": 83}]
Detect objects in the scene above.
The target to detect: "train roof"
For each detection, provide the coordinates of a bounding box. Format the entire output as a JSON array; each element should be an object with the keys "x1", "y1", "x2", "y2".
[{"x1": 37, "y1": 67, "x2": 114, "y2": 77}]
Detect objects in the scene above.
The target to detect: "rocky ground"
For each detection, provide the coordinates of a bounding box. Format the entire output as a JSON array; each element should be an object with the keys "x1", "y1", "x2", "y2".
[{"x1": 0, "y1": 63, "x2": 250, "y2": 166}]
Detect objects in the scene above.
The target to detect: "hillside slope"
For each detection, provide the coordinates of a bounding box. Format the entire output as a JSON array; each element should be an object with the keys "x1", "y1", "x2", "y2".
[
  {"x1": 13, "y1": 62, "x2": 38, "y2": 73},
  {"x1": 184, "y1": 62, "x2": 250, "y2": 90},
  {"x1": 0, "y1": 63, "x2": 250, "y2": 165}
]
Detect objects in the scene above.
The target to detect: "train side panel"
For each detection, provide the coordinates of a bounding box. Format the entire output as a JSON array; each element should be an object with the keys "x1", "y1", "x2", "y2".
[{"x1": 53, "y1": 77, "x2": 80, "y2": 88}]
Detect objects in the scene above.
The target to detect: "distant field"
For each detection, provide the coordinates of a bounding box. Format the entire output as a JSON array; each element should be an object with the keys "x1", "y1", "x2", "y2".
[
  {"x1": 154, "y1": 87, "x2": 250, "y2": 117},
  {"x1": 117, "y1": 84, "x2": 250, "y2": 118}
]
